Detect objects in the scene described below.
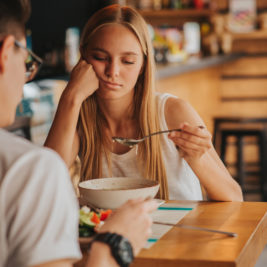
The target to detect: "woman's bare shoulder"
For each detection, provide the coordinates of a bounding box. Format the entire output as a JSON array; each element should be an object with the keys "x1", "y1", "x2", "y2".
[{"x1": 165, "y1": 97, "x2": 204, "y2": 129}]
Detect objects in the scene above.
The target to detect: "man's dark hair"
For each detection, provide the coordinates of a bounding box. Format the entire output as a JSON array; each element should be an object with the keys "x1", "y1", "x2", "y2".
[{"x1": 0, "y1": 0, "x2": 31, "y2": 40}]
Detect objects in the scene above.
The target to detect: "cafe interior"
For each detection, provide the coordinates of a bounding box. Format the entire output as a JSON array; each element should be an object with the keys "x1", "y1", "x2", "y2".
[{"x1": 5, "y1": 0, "x2": 267, "y2": 266}]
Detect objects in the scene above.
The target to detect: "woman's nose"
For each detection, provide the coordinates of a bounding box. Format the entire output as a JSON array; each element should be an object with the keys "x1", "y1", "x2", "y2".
[{"x1": 105, "y1": 60, "x2": 119, "y2": 78}]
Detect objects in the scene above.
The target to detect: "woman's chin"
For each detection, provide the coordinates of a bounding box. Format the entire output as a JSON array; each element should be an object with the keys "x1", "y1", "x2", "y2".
[
  {"x1": 96, "y1": 89, "x2": 121, "y2": 99},
  {"x1": 96, "y1": 87, "x2": 134, "y2": 100}
]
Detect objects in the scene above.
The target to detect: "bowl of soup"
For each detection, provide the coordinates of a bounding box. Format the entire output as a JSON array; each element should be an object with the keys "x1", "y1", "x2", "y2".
[{"x1": 79, "y1": 177, "x2": 160, "y2": 209}]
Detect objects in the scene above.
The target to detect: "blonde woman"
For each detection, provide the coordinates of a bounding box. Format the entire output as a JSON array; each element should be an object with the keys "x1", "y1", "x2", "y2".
[{"x1": 45, "y1": 4, "x2": 242, "y2": 201}]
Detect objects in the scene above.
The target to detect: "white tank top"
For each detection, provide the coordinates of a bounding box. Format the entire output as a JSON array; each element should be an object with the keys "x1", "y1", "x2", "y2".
[{"x1": 102, "y1": 93, "x2": 203, "y2": 200}]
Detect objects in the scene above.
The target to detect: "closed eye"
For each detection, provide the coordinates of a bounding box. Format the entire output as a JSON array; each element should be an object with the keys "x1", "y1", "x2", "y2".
[
  {"x1": 93, "y1": 55, "x2": 108, "y2": 61},
  {"x1": 122, "y1": 56, "x2": 136, "y2": 65},
  {"x1": 123, "y1": 60, "x2": 135, "y2": 65}
]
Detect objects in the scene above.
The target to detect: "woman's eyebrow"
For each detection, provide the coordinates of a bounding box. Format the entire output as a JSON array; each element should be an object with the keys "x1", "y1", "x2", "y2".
[{"x1": 90, "y1": 48, "x2": 139, "y2": 56}]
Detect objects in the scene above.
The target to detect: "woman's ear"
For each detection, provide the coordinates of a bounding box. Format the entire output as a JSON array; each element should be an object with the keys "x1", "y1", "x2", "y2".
[{"x1": 0, "y1": 35, "x2": 16, "y2": 73}]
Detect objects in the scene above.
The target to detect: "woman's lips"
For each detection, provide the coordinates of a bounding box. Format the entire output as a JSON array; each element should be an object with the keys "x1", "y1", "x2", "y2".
[{"x1": 100, "y1": 79, "x2": 122, "y2": 89}]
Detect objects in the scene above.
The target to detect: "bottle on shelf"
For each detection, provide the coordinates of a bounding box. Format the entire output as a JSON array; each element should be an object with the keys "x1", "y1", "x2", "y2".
[
  {"x1": 181, "y1": 0, "x2": 192, "y2": 8},
  {"x1": 162, "y1": 0, "x2": 170, "y2": 9},
  {"x1": 65, "y1": 27, "x2": 80, "y2": 73},
  {"x1": 194, "y1": 0, "x2": 204, "y2": 9},
  {"x1": 126, "y1": 0, "x2": 136, "y2": 7},
  {"x1": 138, "y1": 0, "x2": 153, "y2": 9},
  {"x1": 153, "y1": 0, "x2": 162, "y2": 10},
  {"x1": 170, "y1": 0, "x2": 182, "y2": 9}
]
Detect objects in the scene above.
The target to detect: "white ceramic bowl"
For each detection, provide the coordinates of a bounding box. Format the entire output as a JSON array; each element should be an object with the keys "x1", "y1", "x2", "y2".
[{"x1": 79, "y1": 177, "x2": 160, "y2": 209}]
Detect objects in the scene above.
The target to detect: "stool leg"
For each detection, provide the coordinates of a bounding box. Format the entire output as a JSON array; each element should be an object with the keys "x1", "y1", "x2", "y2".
[
  {"x1": 213, "y1": 120, "x2": 220, "y2": 150},
  {"x1": 259, "y1": 134, "x2": 265, "y2": 201},
  {"x1": 220, "y1": 132, "x2": 227, "y2": 164},
  {"x1": 260, "y1": 131, "x2": 267, "y2": 201},
  {"x1": 237, "y1": 136, "x2": 245, "y2": 191}
]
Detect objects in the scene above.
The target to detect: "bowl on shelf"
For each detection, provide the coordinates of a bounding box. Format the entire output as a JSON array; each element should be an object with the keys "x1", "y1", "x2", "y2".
[{"x1": 79, "y1": 177, "x2": 159, "y2": 210}]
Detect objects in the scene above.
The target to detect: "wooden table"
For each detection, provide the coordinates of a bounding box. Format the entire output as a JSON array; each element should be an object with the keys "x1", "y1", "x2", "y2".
[
  {"x1": 131, "y1": 201, "x2": 267, "y2": 267},
  {"x1": 77, "y1": 201, "x2": 267, "y2": 267}
]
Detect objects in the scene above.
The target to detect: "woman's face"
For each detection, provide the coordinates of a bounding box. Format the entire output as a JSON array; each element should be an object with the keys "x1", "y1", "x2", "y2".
[{"x1": 85, "y1": 24, "x2": 144, "y2": 100}]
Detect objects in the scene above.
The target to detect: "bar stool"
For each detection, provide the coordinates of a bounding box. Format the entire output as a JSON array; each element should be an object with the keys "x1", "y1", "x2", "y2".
[{"x1": 213, "y1": 117, "x2": 267, "y2": 201}]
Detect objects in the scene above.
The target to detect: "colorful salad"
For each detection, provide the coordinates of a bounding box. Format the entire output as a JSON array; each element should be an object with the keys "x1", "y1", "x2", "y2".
[{"x1": 79, "y1": 206, "x2": 112, "y2": 237}]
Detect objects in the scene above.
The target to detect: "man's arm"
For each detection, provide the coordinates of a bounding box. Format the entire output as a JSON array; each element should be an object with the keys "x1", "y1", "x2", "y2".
[
  {"x1": 32, "y1": 199, "x2": 158, "y2": 267},
  {"x1": 32, "y1": 260, "x2": 73, "y2": 267},
  {"x1": 86, "y1": 242, "x2": 119, "y2": 267},
  {"x1": 4, "y1": 148, "x2": 81, "y2": 267},
  {"x1": 32, "y1": 243, "x2": 118, "y2": 267}
]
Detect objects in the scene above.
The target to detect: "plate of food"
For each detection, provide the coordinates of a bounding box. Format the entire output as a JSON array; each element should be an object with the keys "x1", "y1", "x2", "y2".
[{"x1": 79, "y1": 205, "x2": 113, "y2": 246}]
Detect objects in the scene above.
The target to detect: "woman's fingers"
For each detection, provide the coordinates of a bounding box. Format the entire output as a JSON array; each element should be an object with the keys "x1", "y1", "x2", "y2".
[
  {"x1": 174, "y1": 136, "x2": 211, "y2": 151},
  {"x1": 175, "y1": 123, "x2": 209, "y2": 138},
  {"x1": 67, "y1": 59, "x2": 99, "y2": 100},
  {"x1": 169, "y1": 126, "x2": 211, "y2": 148},
  {"x1": 168, "y1": 123, "x2": 212, "y2": 159},
  {"x1": 170, "y1": 131, "x2": 209, "y2": 145}
]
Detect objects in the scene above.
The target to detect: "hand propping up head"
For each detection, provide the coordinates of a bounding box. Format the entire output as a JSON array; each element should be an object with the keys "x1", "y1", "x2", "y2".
[{"x1": 66, "y1": 58, "x2": 99, "y2": 103}]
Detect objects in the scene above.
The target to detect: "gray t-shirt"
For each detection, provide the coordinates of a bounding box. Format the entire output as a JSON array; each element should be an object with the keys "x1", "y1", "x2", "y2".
[{"x1": 0, "y1": 129, "x2": 81, "y2": 267}]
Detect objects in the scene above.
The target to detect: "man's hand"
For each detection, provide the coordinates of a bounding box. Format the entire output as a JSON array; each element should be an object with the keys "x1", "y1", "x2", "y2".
[{"x1": 98, "y1": 198, "x2": 158, "y2": 255}]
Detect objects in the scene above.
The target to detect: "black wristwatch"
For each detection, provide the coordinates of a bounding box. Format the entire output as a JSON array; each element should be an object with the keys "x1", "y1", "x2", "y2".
[{"x1": 88, "y1": 232, "x2": 134, "y2": 267}]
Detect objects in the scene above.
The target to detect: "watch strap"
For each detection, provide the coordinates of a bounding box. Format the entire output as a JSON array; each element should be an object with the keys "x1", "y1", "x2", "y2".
[{"x1": 87, "y1": 232, "x2": 134, "y2": 267}]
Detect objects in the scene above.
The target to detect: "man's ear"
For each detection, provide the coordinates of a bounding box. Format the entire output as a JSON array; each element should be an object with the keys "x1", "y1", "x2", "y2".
[{"x1": 0, "y1": 35, "x2": 16, "y2": 73}]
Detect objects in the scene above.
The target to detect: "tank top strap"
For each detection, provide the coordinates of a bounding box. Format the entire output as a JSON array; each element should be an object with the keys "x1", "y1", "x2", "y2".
[{"x1": 156, "y1": 92, "x2": 178, "y2": 130}]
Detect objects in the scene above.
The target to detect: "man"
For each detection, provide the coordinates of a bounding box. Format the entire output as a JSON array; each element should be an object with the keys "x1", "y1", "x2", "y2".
[{"x1": 0, "y1": 1, "x2": 158, "y2": 266}]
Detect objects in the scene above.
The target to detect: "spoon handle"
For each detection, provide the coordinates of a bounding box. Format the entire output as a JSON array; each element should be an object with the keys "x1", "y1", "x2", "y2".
[
  {"x1": 153, "y1": 221, "x2": 237, "y2": 237},
  {"x1": 144, "y1": 126, "x2": 205, "y2": 139},
  {"x1": 144, "y1": 128, "x2": 182, "y2": 138}
]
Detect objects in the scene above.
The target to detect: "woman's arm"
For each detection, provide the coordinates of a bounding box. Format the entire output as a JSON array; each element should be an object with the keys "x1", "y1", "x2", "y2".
[
  {"x1": 44, "y1": 89, "x2": 81, "y2": 167},
  {"x1": 44, "y1": 60, "x2": 99, "y2": 167},
  {"x1": 165, "y1": 97, "x2": 243, "y2": 201}
]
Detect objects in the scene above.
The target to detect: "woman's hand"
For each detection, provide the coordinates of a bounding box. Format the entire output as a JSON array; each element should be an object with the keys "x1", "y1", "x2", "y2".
[
  {"x1": 97, "y1": 198, "x2": 158, "y2": 256},
  {"x1": 65, "y1": 58, "x2": 99, "y2": 103},
  {"x1": 168, "y1": 123, "x2": 212, "y2": 163}
]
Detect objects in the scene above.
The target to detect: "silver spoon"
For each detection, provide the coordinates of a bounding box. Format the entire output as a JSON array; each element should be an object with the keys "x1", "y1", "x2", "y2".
[
  {"x1": 153, "y1": 221, "x2": 237, "y2": 237},
  {"x1": 112, "y1": 126, "x2": 204, "y2": 148}
]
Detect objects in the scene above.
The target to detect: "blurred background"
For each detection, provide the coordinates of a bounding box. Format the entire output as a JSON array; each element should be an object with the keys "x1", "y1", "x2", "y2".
[
  {"x1": 7, "y1": 2, "x2": 267, "y2": 264},
  {"x1": 8, "y1": 0, "x2": 267, "y2": 206},
  {"x1": 25, "y1": 0, "x2": 267, "y2": 78}
]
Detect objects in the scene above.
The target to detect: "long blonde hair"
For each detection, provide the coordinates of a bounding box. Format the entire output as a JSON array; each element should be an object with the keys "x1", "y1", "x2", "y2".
[{"x1": 78, "y1": 4, "x2": 169, "y2": 199}]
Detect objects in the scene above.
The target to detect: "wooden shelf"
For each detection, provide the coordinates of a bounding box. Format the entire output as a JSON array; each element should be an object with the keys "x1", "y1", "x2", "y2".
[
  {"x1": 210, "y1": 0, "x2": 267, "y2": 11},
  {"x1": 138, "y1": 9, "x2": 214, "y2": 27},
  {"x1": 231, "y1": 30, "x2": 267, "y2": 41},
  {"x1": 139, "y1": 9, "x2": 213, "y2": 18}
]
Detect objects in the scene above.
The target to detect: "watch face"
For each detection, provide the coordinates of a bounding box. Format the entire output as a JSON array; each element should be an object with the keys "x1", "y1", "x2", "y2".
[{"x1": 118, "y1": 237, "x2": 134, "y2": 264}]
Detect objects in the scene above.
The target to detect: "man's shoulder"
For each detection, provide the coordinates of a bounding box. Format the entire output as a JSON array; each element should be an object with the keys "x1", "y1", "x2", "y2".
[
  {"x1": 0, "y1": 129, "x2": 37, "y2": 152},
  {"x1": 0, "y1": 130, "x2": 71, "y2": 200},
  {"x1": 0, "y1": 129, "x2": 65, "y2": 168}
]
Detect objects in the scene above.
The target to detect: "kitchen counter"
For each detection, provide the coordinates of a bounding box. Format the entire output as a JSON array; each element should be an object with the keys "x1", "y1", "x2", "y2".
[{"x1": 156, "y1": 53, "x2": 242, "y2": 79}]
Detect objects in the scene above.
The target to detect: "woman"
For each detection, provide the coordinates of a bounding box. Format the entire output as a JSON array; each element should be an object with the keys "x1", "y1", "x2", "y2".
[{"x1": 45, "y1": 4, "x2": 243, "y2": 201}]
